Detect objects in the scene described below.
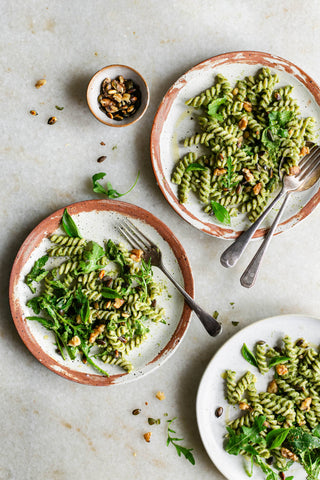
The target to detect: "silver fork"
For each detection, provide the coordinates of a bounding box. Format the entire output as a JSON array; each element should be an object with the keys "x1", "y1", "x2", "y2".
[
  {"x1": 220, "y1": 143, "x2": 320, "y2": 269},
  {"x1": 241, "y1": 145, "x2": 320, "y2": 288},
  {"x1": 118, "y1": 219, "x2": 222, "y2": 337}
]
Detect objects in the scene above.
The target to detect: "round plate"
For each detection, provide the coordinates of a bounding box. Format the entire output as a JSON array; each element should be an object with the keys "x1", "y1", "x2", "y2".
[
  {"x1": 150, "y1": 51, "x2": 320, "y2": 239},
  {"x1": 196, "y1": 314, "x2": 320, "y2": 480},
  {"x1": 9, "y1": 200, "x2": 193, "y2": 386}
]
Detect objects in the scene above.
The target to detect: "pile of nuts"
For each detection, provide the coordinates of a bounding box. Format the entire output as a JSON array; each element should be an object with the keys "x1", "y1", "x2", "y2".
[{"x1": 98, "y1": 75, "x2": 141, "y2": 121}]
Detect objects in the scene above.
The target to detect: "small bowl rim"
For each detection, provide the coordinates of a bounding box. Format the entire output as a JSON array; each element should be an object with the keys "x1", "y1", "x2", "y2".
[{"x1": 86, "y1": 64, "x2": 150, "y2": 127}]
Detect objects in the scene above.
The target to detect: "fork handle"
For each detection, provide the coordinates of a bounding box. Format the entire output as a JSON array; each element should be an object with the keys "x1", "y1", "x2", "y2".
[
  {"x1": 240, "y1": 192, "x2": 290, "y2": 288},
  {"x1": 159, "y1": 263, "x2": 222, "y2": 337},
  {"x1": 220, "y1": 188, "x2": 286, "y2": 268}
]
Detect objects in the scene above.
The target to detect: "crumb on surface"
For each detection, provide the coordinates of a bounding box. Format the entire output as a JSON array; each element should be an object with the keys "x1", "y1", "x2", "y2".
[{"x1": 156, "y1": 391, "x2": 165, "y2": 401}]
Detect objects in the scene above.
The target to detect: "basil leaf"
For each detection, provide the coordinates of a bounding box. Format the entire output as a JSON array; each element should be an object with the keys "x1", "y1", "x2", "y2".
[
  {"x1": 266, "y1": 428, "x2": 291, "y2": 449},
  {"x1": 101, "y1": 287, "x2": 123, "y2": 299},
  {"x1": 25, "y1": 255, "x2": 49, "y2": 293},
  {"x1": 225, "y1": 415, "x2": 266, "y2": 455},
  {"x1": 207, "y1": 97, "x2": 227, "y2": 121},
  {"x1": 92, "y1": 171, "x2": 140, "y2": 198},
  {"x1": 268, "y1": 356, "x2": 290, "y2": 368},
  {"x1": 185, "y1": 162, "x2": 206, "y2": 172},
  {"x1": 62, "y1": 209, "x2": 82, "y2": 238},
  {"x1": 278, "y1": 111, "x2": 293, "y2": 126},
  {"x1": 241, "y1": 343, "x2": 259, "y2": 368},
  {"x1": 210, "y1": 201, "x2": 231, "y2": 225}
]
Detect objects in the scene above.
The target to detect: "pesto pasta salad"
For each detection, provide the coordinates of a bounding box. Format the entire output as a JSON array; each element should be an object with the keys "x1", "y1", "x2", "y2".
[
  {"x1": 224, "y1": 336, "x2": 320, "y2": 479},
  {"x1": 171, "y1": 68, "x2": 316, "y2": 223},
  {"x1": 25, "y1": 210, "x2": 165, "y2": 376}
]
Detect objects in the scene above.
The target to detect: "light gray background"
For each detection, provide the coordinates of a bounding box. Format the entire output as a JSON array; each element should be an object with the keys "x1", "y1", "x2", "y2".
[{"x1": 1, "y1": 1, "x2": 320, "y2": 479}]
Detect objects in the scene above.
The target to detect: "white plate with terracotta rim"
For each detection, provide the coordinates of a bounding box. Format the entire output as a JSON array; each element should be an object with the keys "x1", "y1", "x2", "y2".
[
  {"x1": 196, "y1": 313, "x2": 320, "y2": 480},
  {"x1": 9, "y1": 199, "x2": 193, "y2": 386},
  {"x1": 150, "y1": 51, "x2": 320, "y2": 240}
]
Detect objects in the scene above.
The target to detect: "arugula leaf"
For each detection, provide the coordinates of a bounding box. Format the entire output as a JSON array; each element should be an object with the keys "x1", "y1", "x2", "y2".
[
  {"x1": 241, "y1": 343, "x2": 259, "y2": 368},
  {"x1": 286, "y1": 427, "x2": 320, "y2": 454},
  {"x1": 92, "y1": 171, "x2": 139, "y2": 198},
  {"x1": 167, "y1": 418, "x2": 195, "y2": 465},
  {"x1": 25, "y1": 255, "x2": 49, "y2": 293},
  {"x1": 225, "y1": 416, "x2": 266, "y2": 455},
  {"x1": 268, "y1": 356, "x2": 290, "y2": 368},
  {"x1": 221, "y1": 157, "x2": 239, "y2": 190},
  {"x1": 133, "y1": 319, "x2": 149, "y2": 336},
  {"x1": 62, "y1": 209, "x2": 82, "y2": 238},
  {"x1": 268, "y1": 111, "x2": 293, "y2": 127},
  {"x1": 76, "y1": 241, "x2": 105, "y2": 274},
  {"x1": 210, "y1": 201, "x2": 231, "y2": 225},
  {"x1": 185, "y1": 162, "x2": 206, "y2": 172},
  {"x1": 26, "y1": 316, "x2": 55, "y2": 329},
  {"x1": 207, "y1": 97, "x2": 227, "y2": 121},
  {"x1": 105, "y1": 239, "x2": 125, "y2": 273}
]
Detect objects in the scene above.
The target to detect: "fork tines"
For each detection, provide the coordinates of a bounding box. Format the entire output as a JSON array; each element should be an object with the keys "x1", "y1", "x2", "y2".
[
  {"x1": 298, "y1": 144, "x2": 320, "y2": 181},
  {"x1": 118, "y1": 219, "x2": 153, "y2": 251}
]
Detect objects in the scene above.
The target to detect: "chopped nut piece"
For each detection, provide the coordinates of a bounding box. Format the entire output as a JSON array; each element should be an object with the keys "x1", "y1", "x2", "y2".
[
  {"x1": 253, "y1": 182, "x2": 262, "y2": 195},
  {"x1": 243, "y1": 131, "x2": 250, "y2": 139},
  {"x1": 238, "y1": 116, "x2": 248, "y2": 130},
  {"x1": 143, "y1": 432, "x2": 151, "y2": 442},
  {"x1": 30, "y1": 110, "x2": 38, "y2": 116},
  {"x1": 280, "y1": 447, "x2": 298, "y2": 462},
  {"x1": 89, "y1": 324, "x2": 105, "y2": 344},
  {"x1": 243, "y1": 101, "x2": 252, "y2": 112},
  {"x1": 242, "y1": 168, "x2": 254, "y2": 182},
  {"x1": 213, "y1": 168, "x2": 227, "y2": 176},
  {"x1": 274, "y1": 92, "x2": 282, "y2": 101},
  {"x1": 130, "y1": 248, "x2": 143, "y2": 262},
  {"x1": 300, "y1": 146, "x2": 310, "y2": 156},
  {"x1": 215, "y1": 407, "x2": 223, "y2": 417},
  {"x1": 276, "y1": 364, "x2": 288, "y2": 376},
  {"x1": 48, "y1": 116, "x2": 57, "y2": 125},
  {"x1": 68, "y1": 335, "x2": 81, "y2": 347},
  {"x1": 122, "y1": 313, "x2": 130, "y2": 318},
  {"x1": 104, "y1": 301, "x2": 111, "y2": 309},
  {"x1": 289, "y1": 165, "x2": 300, "y2": 176},
  {"x1": 114, "y1": 298, "x2": 125, "y2": 309},
  {"x1": 263, "y1": 421, "x2": 270, "y2": 428},
  {"x1": 94, "y1": 302, "x2": 99, "y2": 310},
  {"x1": 232, "y1": 87, "x2": 239, "y2": 96},
  {"x1": 239, "y1": 402, "x2": 251, "y2": 411},
  {"x1": 97, "y1": 156, "x2": 106, "y2": 163},
  {"x1": 267, "y1": 380, "x2": 278, "y2": 394},
  {"x1": 300, "y1": 397, "x2": 312, "y2": 412},
  {"x1": 99, "y1": 270, "x2": 105, "y2": 280},
  {"x1": 156, "y1": 391, "x2": 165, "y2": 401},
  {"x1": 35, "y1": 79, "x2": 46, "y2": 88}
]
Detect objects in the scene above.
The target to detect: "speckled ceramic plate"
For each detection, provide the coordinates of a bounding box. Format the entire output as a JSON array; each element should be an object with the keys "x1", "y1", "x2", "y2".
[
  {"x1": 9, "y1": 200, "x2": 193, "y2": 386},
  {"x1": 151, "y1": 51, "x2": 320, "y2": 239},
  {"x1": 196, "y1": 314, "x2": 320, "y2": 480}
]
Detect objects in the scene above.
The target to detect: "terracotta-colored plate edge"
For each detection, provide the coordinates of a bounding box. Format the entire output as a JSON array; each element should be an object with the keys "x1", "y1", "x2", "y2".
[
  {"x1": 9, "y1": 199, "x2": 194, "y2": 386},
  {"x1": 87, "y1": 65, "x2": 150, "y2": 128},
  {"x1": 150, "y1": 50, "x2": 320, "y2": 239}
]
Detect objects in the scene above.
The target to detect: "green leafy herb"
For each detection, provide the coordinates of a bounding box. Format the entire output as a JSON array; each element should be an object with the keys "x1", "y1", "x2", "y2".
[
  {"x1": 285, "y1": 427, "x2": 320, "y2": 479},
  {"x1": 105, "y1": 239, "x2": 125, "y2": 273},
  {"x1": 25, "y1": 255, "x2": 49, "y2": 293},
  {"x1": 261, "y1": 110, "x2": 293, "y2": 157},
  {"x1": 241, "y1": 343, "x2": 259, "y2": 368},
  {"x1": 232, "y1": 321, "x2": 239, "y2": 326},
  {"x1": 185, "y1": 162, "x2": 206, "y2": 172},
  {"x1": 148, "y1": 417, "x2": 161, "y2": 425},
  {"x1": 62, "y1": 208, "x2": 82, "y2": 238},
  {"x1": 210, "y1": 201, "x2": 231, "y2": 225},
  {"x1": 167, "y1": 418, "x2": 195, "y2": 465},
  {"x1": 55, "y1": 105, "x2": 64, "y2": 111},
  {"x1": 101, "y1": 287, "x2": 123, "y2": 299},
  {"x1": 207, "y1": 97, "x2": 227, "y2": 121},
  {"x1": 76, "y1": 241, "x2": 104, "y2": 274},
  {"x1": 221, "y1": 157, "x2": 239, "y2": 190},
  {"x1": 268, "y1": 356, "x2": 290, "y2": 368},
  {"x1": 92, "y1": 171, "x2": 139, "y2": 198},
  {"x1": 266, "y1": 428, "x2": 292, "y2": 450},
  {"x1": 213, "y1": 310, "x2": 219, "y2": 320},
  {"x1": 226, "y1": 415, "x2": 266, "y2": 455}
]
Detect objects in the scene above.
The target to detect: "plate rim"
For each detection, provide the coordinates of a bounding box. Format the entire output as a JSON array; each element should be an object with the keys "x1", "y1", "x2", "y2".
[
  {"x1": 9, "y1": 199, "x2": 194, "y2": 386},
  {"x1": 150, "y1": 50, "x2": 320, "y2": 240},
  {"x1": 196, "y1": 313, "x2": 320, "y2": 480}
]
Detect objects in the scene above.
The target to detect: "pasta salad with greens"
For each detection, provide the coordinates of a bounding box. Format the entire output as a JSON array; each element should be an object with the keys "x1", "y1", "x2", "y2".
[
  {"x1": 172, "y1": 68, "x2": 316, "y2": 224},
  {"x1": 224, "y1": 335, "x2": 320, "y2": 479},
  {"x1": 25, "y1": 209, "x2": 165, "y2": 376}
]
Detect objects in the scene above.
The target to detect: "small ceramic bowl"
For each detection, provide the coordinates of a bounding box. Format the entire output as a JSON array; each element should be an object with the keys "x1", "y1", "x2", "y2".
[{"x1": 87, "y1": 64, "x2": 149, "y2": 127}]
